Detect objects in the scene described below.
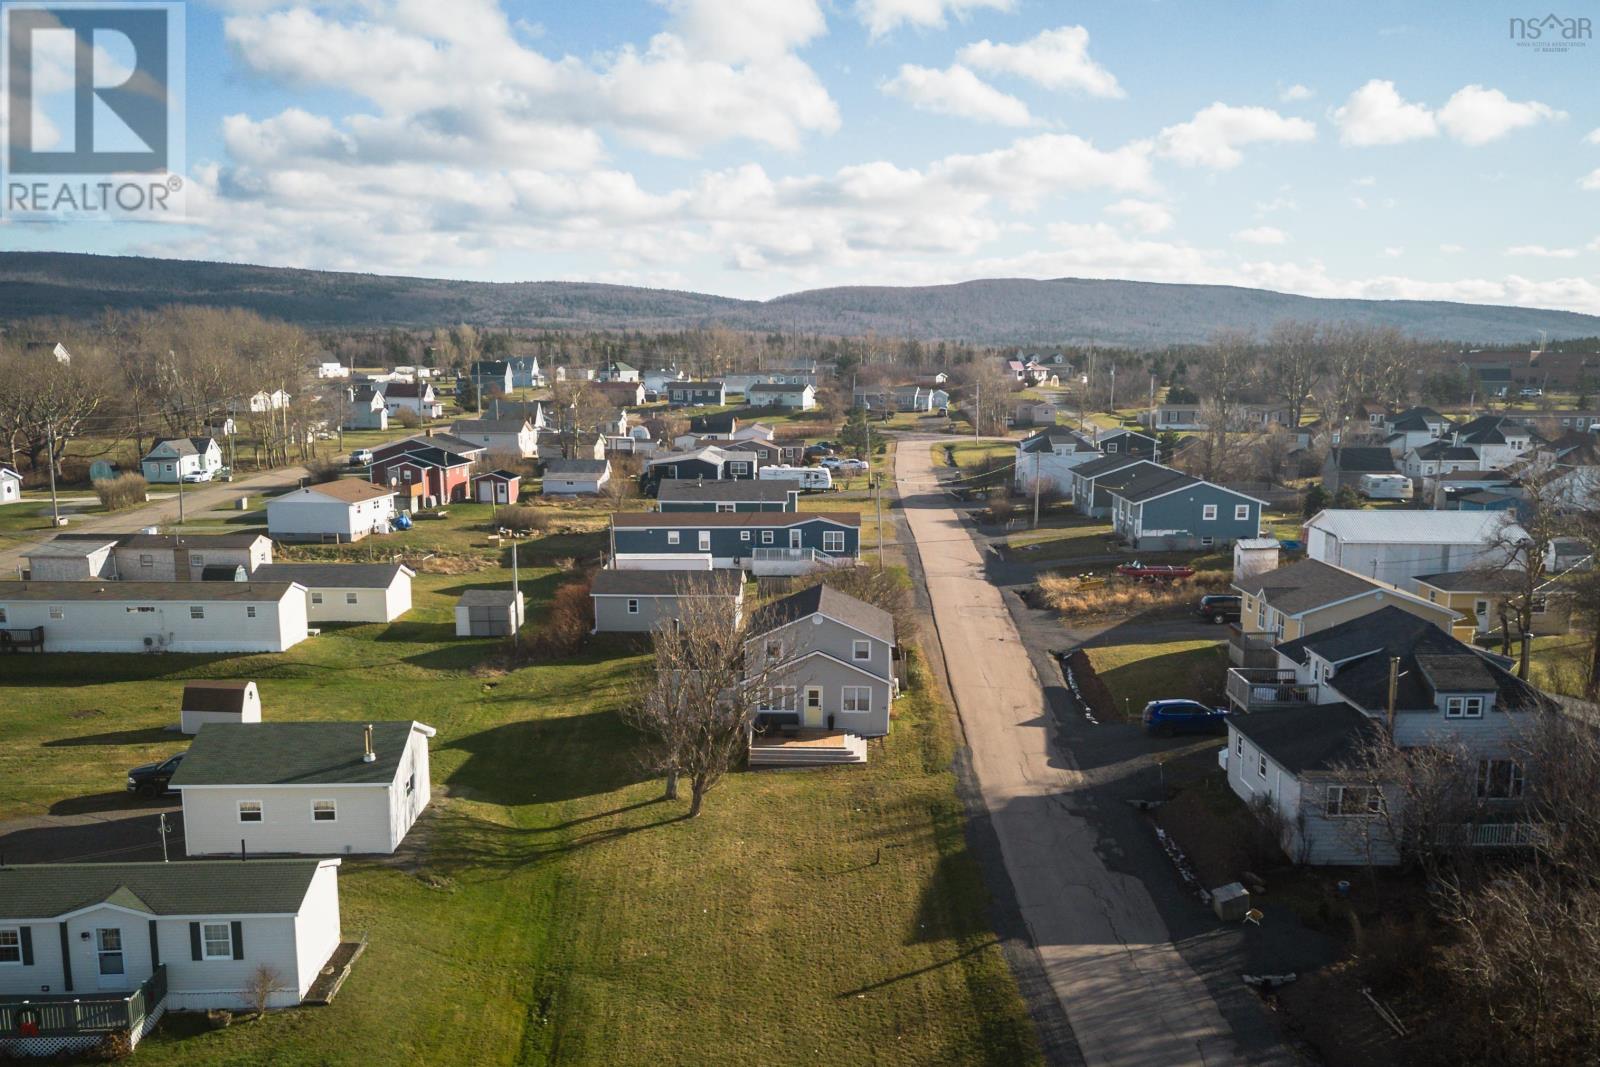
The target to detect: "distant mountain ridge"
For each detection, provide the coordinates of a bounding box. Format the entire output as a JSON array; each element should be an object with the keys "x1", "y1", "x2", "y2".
[{"x1": 2, "y1": 251, "x2": 1597, "y2": 347}]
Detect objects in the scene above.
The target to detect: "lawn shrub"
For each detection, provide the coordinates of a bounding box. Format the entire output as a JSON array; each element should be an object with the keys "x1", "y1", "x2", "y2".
[
  {"x1": 524, "y1": 572, "x2": 594, "y2": 657},
  {"x1": 94, "y1": 473, "x2": 147, "y2": 511},
  {"x1": 1037, "y1": 572, "x2": 1228, "y2": 618}
]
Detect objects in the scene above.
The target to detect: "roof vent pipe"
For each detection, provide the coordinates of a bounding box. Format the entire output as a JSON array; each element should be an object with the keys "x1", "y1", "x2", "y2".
[{"x1": 363, "y1": 724, "x2": 377, "y2": 763}]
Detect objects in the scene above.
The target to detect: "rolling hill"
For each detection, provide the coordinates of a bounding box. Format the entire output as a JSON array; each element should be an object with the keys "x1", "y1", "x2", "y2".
[{"x1": 2, "y1": 251, "x2": 1596, "y2": 347}]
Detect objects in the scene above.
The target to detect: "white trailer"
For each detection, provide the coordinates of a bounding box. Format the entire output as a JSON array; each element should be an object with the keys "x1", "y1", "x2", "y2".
[
  {"x1": 758, "y1": 465, "x2": 833, "y2": 491},
  {"x1": 1359, "y1": 473, "x2": 1414, "y2": 501}
]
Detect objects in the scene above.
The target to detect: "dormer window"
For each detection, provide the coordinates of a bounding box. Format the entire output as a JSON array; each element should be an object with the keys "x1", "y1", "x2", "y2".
[{"x1": 1445, "y1": 696, "x2": 1485, "y2": 719}]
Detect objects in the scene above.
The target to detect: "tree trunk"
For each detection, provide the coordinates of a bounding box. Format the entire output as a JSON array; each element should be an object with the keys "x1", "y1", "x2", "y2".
[
  {"x1": 663, "y1": 768, "x2": 679, "y2": 801},
  {"x1": 1584, "y1": 625, "x2": 1600, "y2": 703},
  {"x1": 687, "y1": 777, "x2": 708, "y2": 818}
]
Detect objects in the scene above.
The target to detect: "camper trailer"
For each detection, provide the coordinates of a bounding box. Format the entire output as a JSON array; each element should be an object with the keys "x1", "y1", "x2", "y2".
[
  {"x1": 757, "y1": 465, "x2": 834, "y2": 492},
  {"x1": 1358, "y1": 473, "x2": 1415, "y2": 501}
]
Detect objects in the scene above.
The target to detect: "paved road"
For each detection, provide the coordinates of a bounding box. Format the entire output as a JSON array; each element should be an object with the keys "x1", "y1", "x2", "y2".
[
  {"x1": 896, "y1": 435, "x2": 1241, "y2": 1066},
  {"x1": 0, "y1": 465, "x2": 311, "y2": 575}
]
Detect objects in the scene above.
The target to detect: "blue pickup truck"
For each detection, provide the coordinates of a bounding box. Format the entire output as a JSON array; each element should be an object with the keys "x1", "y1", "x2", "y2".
[{"x1": 1142, "y1": 699, "x2": 1229, "y2": 736}]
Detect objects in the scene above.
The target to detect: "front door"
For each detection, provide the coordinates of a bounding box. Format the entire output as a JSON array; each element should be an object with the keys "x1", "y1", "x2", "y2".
[
  {"x1": 802, "y1": 687, "x2": 824, "y2": 728},
  {"x1": 496, "y1": 483, "x2": 508, "y2": 504},
  {"x1": 95, "y1": 928, "x2": 128, "y2": 991}
]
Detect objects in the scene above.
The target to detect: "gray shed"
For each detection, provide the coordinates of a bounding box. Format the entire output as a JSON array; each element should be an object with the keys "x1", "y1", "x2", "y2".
[{"x1": 454, "y1": 588, "x2": 525, "y2": 637}]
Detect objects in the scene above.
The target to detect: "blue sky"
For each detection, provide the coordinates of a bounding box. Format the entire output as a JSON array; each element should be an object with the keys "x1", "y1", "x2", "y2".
[{"x1": 7, "y1": 0, "x2": 1599, "y2": 312}]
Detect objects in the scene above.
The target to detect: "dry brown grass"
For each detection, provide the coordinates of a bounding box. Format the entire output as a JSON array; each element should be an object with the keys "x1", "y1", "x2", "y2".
[{"x1": 1037, "y1": 573, "x2": 1228, "y2": 617}]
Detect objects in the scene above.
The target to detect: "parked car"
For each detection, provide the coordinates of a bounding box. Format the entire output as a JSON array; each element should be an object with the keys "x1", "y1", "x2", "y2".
[
  {"x1": 126, "y1": 753, "x2": 185, "y2": 797},
  {"x1": 1142, "y1": 700, "x2": 1229, "y2": 736},
  {"x1": 819, "y1": 457, "x2": 844, "y2": 469},
  {"x1": 349, "y1": 448, "x2": 374, "y2": 466},
  {"x1": 181, "y1": 470, "x2": 213, "y2": 483},
  {"x1": 1520, "y1": 387, "x2": 1543, "y2": 398},
  {"x1": 1197, "y1": 594, "x2": 1242, "y2": 624},
  {"x1": 839, "y1": 458, "x2": 869, "y2": 472}
]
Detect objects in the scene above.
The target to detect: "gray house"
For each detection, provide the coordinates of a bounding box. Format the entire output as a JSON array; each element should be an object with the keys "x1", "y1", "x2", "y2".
[
  {"x1": 1066, "y1": 456, "x2": 1159, "y2": 518},
  {"x1": 745, "y1": 584, "x2": 896, "y2": 737},
  {"x1": 657, "y1": 479, "x2": 799, "y2": 512},
  {"x1": 590, "y1": 570, "x2": 744, "y2": 633},
  {"x1": 1322, "y1": 447, "x2": 1396, "y2": 492},
  {"x1": 1106, "y1": 467, "x2": 1265, "y2": 550},
  {"x1": 667, "y1": 381, "x2": 727, "y2": 407}
]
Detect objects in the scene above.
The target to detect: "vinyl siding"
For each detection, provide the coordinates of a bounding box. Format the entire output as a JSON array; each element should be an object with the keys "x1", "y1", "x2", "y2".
[
  {"x1": 182, "y1": 784, "x2": 397, "y2": 856},
  {"x1": 299, "y1": 575, "x2": 411, "y2": 623},
  {"x1": 0, "y1": 594, "x2": 306, "y2": 654}
]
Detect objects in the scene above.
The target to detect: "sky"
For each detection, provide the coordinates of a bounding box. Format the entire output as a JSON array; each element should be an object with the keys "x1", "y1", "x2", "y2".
[{"x1": 5, "y1": 0, "x2": 1600, "y2": 312}]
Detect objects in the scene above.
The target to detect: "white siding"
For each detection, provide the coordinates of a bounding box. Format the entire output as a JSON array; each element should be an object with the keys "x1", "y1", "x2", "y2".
[
  {"x1": 290, "y1": 864, "x2": 342, "y2": 997},
  {"x1": 301, "y1": 576, "x2": 411, "y2": 624},
  {"x1": 158, "y1": 914, "x2": 304, "y2": 1010},
  {"x1": 268, "y1": 490, "x2": 395, "y2": 542},
  {"x1": 181, "y1": 785, "x2": 396, "y2": 856},
  {"x1": 0, "y1": 593, "x2": 305, "y2": 653}
]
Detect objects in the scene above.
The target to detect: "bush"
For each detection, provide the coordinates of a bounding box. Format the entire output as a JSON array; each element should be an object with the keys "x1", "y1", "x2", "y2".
[
  {"x1": 493, "y1": 505, "x2": 548, "y2": 532},
  {"x1": 1301, "y1": 484, "x2": 1329, "y2": 518},
  {"x1": 1036, "y1": 572, "x2": 1229, "y2": 618},
  {"x1": 1332, "y1": 485, "x2": 1360, "y2": 510},
  {"x1": 526, "y1": 573, "x2": 593, "y2": 657},
  {"x1": 986, "y1": 490, "x2": 1017, "y2": 524},
  {"x1": 304, "y1": 458, "x2": 344, "y2": 484},
  {"x1": 394, "y1": 407, "x2": 422, "y2": 429},
  {"x1": 94, "y1": 473, "x2": 147, "y2": 511}
]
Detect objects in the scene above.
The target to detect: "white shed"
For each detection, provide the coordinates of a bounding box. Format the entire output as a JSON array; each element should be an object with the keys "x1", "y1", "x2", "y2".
[
  {"x1": 0, "y1": 467, "x2": 20, "y2": 506},
  {"x1": 180, "y1": 680, "x2": 262, "y2": 735},
  {"x1": 454, "y1": 589, "x2": 525, "y2": 636},
  {"x1": 170, "y1": 720, "x2": 435, "y2": 857},
  {"x1": 267, "y1": 480, "x2": 397, "y2": 543}
]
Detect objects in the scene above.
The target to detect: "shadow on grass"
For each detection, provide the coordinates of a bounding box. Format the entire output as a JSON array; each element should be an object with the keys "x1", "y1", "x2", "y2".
[
  {"x1": 836, "y1": 938, "x2": 1003, "y2": 998},
  {"x1": 0, "y1": 653, "x2": 235, "y2": 687},
  {"x1": 49, "y1": 791, "x2": 178, "y2": 816},
  {"x1": 444, "y1": 713, "x2": 644, "y2": 806},
  {"x1": 43, "y1": 727, "x2": 177, "y2": 747},
  {"x1": 421, "y1": 803, "x2": 683, "y2": 879}
]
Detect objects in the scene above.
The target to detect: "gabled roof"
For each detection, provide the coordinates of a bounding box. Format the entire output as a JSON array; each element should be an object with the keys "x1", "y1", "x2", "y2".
[
  {"x1": 1387, "y1": 407, "x2": 1449, "y2": 431},
  {"x1": 300, "y1": 479, "x2": 395, "y2": 504},
  {"x1": 0, "y1": 581, "x2": 296, "y2": 603},
  {"x1": 747, "y1": 584, "x2": 894, "y2": 643},
  {"x1": 1413, "y1": 570, "x2": 1525, "y2": 593},
  {"x1": 1234, "y1": 559, "x2": 1396, "y2": 616},
  {"x1": 647, "y1": 446, "x2": 757, "y2": 469},
  {"x1": 1071, "y1": 455, "x2": 1157, "y2": 481},
  {"x1": 253, "y1": 562, "x2": 411, "y2": 589},
  {"x1": 590, "y1": 570, "x2": 744, "y2": 597},
  {"x1": 1437, "y1": 468, "x2": 1511, "y2": 482},
  {"x1": 657, "y1": 479, "x2": 798, "y2": 503},
  {"x1": 457, "y1": 589, "x2": 520, "y2": 608},
  {"x1": 379, "y1": 381, "x2": 433, "y2": 400},
  {"x1": 544, "y1": 459, "x2": 609, "y2": 475},
  {"x1": 1230, "y1": 704, "x2": 1383, "y2": 775},
  {"x1": 1101, "y1": 464, "x2": 1193, "y2": 503},
  {"x1": 1019, "y1": 426, "x2": 1094, "y2": 453},
  {"x1": 748, "y1": 382, "x2": 811, "y2": 393},
  {"x1": 670, "y1": 381, "x2": 725, "y2": 390},
  {"x1": 1454, "y1": 414, "x2": 1525, "y2": 445},
  {"x1": 1305, "y1": 509, "x2": 1520, "y2": 544},
  {"x1": 170, "y1": 721, "x2": 432, "y2": 788},
  {"x1": 450, "y1": 417, "x2": 532, "y2": 435},
  {"x1": 181, "y1": 681, "x2": 253, "y2": 714},
  {"x1": 1412, "y1": 440, "x2": 1479, "y2": 461},
  {"x1": 1329, "y1": 447, "x2": 1395, "y2": 473},
  {"x1": 0, "y1": 860, "x2": 327, "y2": 920}
]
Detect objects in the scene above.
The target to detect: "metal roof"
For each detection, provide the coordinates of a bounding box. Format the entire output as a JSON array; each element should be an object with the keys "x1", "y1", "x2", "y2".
[{"x1": 1305, "y1": 509, "x2": 1521, "y2": 544}]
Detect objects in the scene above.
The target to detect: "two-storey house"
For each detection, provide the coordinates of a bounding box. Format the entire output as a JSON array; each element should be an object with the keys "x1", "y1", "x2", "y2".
[
  {"x1": 1106, "y1": 467, "x2": 1264, "y2": 550},
  {"x1": 745, "y1": 584, "x2": 896, "y2": 739}
]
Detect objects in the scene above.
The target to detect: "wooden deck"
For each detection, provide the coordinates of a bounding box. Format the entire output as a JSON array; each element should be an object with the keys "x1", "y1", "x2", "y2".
[
  {"x1": 751, "y1": 729, "x2": 852, "y2": 749},
  {"x1": 749, "y1": 730, "x2": 867, "y2": 767}
]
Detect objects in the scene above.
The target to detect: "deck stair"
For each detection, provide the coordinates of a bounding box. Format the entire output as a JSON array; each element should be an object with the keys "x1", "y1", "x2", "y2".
[{"x1": 749, "y1": 730, "x2": 867, "y2": 768}]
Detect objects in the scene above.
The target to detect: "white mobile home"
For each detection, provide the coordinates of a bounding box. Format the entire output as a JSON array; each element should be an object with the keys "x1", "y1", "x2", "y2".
[
  {"x1": 267, "y1": 480, "x2": 396, "y2": 543},
  {"x1": 252, "y1": 563, "x2": 414, "y2": 624},
  {"x1": 0, "y1": 581, "x2": 309, "y2": 653},
  {"x1": 170, "y1": 721, "x2": 435, "y2": 857}
]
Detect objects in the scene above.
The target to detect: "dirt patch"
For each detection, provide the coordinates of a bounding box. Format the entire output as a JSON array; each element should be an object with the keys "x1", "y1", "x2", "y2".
[
  {"x1": 68, "y1": 708, "x2": 106, "y2": 720},
  {"x1": 1063, "y1": 649, "x2": 1117, "y2": 723},
  {"x1": 1273, "y1": 960, "x2": 1407, "y2": 1067}
]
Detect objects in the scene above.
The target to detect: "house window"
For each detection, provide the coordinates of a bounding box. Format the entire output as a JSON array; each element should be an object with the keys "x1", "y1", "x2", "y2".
[
  {"x1": 1234, "y1": 735, "x2": 1243, "y2": 757},
  {"x1": 627, "y1": 599, "x2": 640, "y2": 615},
  {"x1": 823, "y1": 531, "x2": 846, "y2": 553},
  {"x1": 201, "y1": 923, "x2": 234, "y2": 960},
  {"x1": 1200, "y1": 537, "x2": 1214, "y2": 547},
  {"x1": 1234, "y1": 504, "x2": 1250, "y2": 521},
  {"x1": 139, "y1": 554, "x2": 154, "y2": 567},
  {"x1": 667, "y1": 531, "x2": 681, "y2": 545},
  {"x1": 698, "y1": 531, "x2": 711, "y2": 552},
  {"x1": 1257, "y1": 753, "x2": 1267, "y2": 779},
  {"x1": 346, "y1": 592, "x2": 359, "y2": 605},
  {"x1": 853, "y1": 640, "x2": 871, "y2": 661},
  {"x1": 762, "y1": 530, "x2": 774, "y2": 545},
  {"x1": 1529, "y1": 595, "x2": 1548, "y2": 614},
  {"x1": 717, "y1": 504, "x2": 735, "y2": 513},
  {"x1": 1477, "y1": 759, "x2": 1524, "y2": 799},
  {"x1": 1106, "y1": 442, "x2": 1118, "y2": 452},
  {"x1": 0, "y1": 608, "x2": 6, "y2": 624},
  {"x1": 238, "y1": 800, "x2": 263, "y2": 823},
  {"x1": 1474, "y1": 599, "x2": 1490, "y2": 619},
  {"x1": 763, "y1": 686, "x2": 797, "y2": 711},
  {"x1": 191, "y1": 555, "x2": 205, "y2": 567},
  {"x1": 1325, "y1": 785, "x2": 1384, "y2": 817},
  {"x1": 1202, "y1": 504, "x2": 1218, "y2": 521},
  {"x1": 0, "y1": 928, "x2": 19, "y2": 964},
  {"x1": 1445, "y1": 696, "x2": 1485, "y2": 718},
  {"x1": 189, "y1": 606, "x2": 205, "y2": 620},
  {"x1": 311, "y1": 592, "x2": 324, "y2": 605},
  {"x1": 740, "y1": 530, "x2": 751, "y2": 541},
  {"x1": 729, "y1": 463, "x2": 748, "y2": 476},
  {"x1": 843, "y1": 687, "x2": 872, "y2": 713},
  {"x1": 246, "y1": 606, "x2": 257, "y2": 619},
  {"x1": 312, "y1": 800, "x2": 337, "y2": 822}
]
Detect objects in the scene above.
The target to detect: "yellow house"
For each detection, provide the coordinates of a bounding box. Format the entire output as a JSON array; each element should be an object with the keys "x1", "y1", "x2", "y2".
[{"x1": 1413, "y1": 571, "x2": 1573, "y2": 638}]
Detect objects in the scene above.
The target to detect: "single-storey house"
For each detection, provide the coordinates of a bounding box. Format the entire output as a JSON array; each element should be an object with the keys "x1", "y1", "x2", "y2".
[
  {"x1": 1143, "y1": 403, "x2": 1206, "y2": 431},
  {"x1": 597, "y1": 360, "x2": 640, "y2": 383},
  {"x1": 23, "y1": 532, "x2": 273, "y2": 583},
  {"x1": 0, "y1": 467, "x2": 20, "y2": 506},
  {"x1": 592, "y1": 381, "x2": 646, "y2": 407},
  {"x1": 1403, "y1": 441, "x2": 1483, "y2": 484},
  {"x1": 180, "y1": 680, "x2": 262, "y2": 735},
  {"x1": 140, "y1": 437, "x2": 223, "y2": 484},
  {"x1": 647, "y1": 446, "x2": 759, "y2": 482},
  {"x1": 1094, "y1": 429, "x2": 1159, "y2": 459},
  {"x1": 473, "y1": 469, "x2": 522, "y2": 506},
  {"x1": 746, "y1": 584, "x2": 897, "y2": 738},
  {"x1": 267, "y1": 480, "x2": 397, "y2": 543},
  {"x1": 448, "y1": 417, "x2": 537, "y2": 459},
  {"x1": 747, "y1": 383, "x2": 816, "y2": 411},
  {"x1": 454, "y1": 589, "x2": 524, "y2": 636},
  {"x1": 1303, "y1": 509, "x2": 1522, "y2": 588},
  {"x1": 1413, "y1": 570, "x2": 1573, "y2": 637},
  {"x1": 1321, "y1": 447, "x2": 1396, "y2": 492},
  {"x1": 1107, "y1": 467, "x2": 1265, "y2": 550},
  {"x1": 18, "y1": 539, "x2": 120, "y2": 582},
  {"x1": 0, "y1": 582, "x2": 309, "y2": 653},
  {"x1": 253, "y1": 563, "x2": 414, "y2": 624},
  {"x1": 657, "y1": 479, "x2": 799, "y2": 512},
  {"x1": 610, "y1": 512, "x2": 861, "y2": 573},
  {"x1": 542, "y1": 459, "x2": 611, "y2": 495},
  {"x1": 689, "y1": 412, "x2": 739, "y2": 436},
  {"x1": 667, "y1": 381, "x2": 727, "y2": 407},
  {"x1": 171, "y1": 721, "x2": 435, "y2": 856},
  {"x1": 247, "y1": 390, "x2": 292, "y2": 413},
  {"x1": 590, "y1": 569, "x2": 744, "y2": 633},
  {"x1": 0, "y1": 857, "x2": 344, "y2": 1052}
]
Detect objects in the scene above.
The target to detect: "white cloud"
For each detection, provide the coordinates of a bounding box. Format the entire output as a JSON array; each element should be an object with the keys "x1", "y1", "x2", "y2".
[
  {"x1": 661, "y1": 0, "x2": 827, "y2": 62},
  {"x1": 1234, "y1": 226, "x2": 1288, "y2": 245},
  {"x1": 1437, "y1": 85, "x2": 1563, "y2": 146},
  {"x1": 1507, "y1": 244, "x2": 1580, "y2": 258},
  {"x1": 1382, "y1": 246, "x2": 1405, "y2": 258},
  {"x1": 957, "y1": 26, "x2": 1122, "y2": 98},
  {"x1": 1439, "y1": 243, "x2": 1464, "y2": 254},
  {"x1": 1581, "y1": 168, "x2": 1600, "y2": 191},
  {"x1": 1587, "y1": 128, "x2": 1600, "y2": 145},
  {"x1": 1155, "y1": 103, "x2": 1315, "y2": 169},
  {"x1": 1255, "y1": 194, "x2": 1297, "y2": 214},
  {"x1": 1353, "y1": 175, "x2": 1377, "y2": 186},
  {"x1": 1332, "y1": 79, "x2": 1437, "y2": 145},
  {"x1": 1279, "y1": 84, "x2": 1313, "y2": 102},
  {"x1": 882, "y1": 64, "x2": 1034, "y2": 126},
  {"x1": 854, "y1": 0, "x2": 1012, "y2": 38},
  {"x1": 1104, "y1": 198, "x2": 1173, "y2": 234}
]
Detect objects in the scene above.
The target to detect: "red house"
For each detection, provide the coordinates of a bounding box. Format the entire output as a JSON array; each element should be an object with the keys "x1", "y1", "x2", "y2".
[{"x1": 370, "y1": 434, "x2": 484, "y2": 505}]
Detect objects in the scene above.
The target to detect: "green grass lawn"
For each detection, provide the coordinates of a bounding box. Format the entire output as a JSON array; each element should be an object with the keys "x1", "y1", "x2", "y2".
[
  {"x1": 1004, "y1": 519, "x2": 1117, "y2": 563},
  {"x1": 1084, "y1": 639, "x2": 1228, "y2": 721},
  {"x1": 1, "y1": 561, "x2": 1037, "y2": 1065}
]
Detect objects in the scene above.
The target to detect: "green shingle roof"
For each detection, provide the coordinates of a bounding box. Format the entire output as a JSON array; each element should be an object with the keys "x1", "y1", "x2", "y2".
[
  {"x1": 169, "y1": 721, "x2": 426, "y2": 787},
  {"x1": 0, "y1": 860, "x2": 322, "y2": 919}
]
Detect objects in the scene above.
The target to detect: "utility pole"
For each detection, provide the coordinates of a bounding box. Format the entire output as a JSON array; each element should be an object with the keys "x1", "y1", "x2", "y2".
[
  {"x1": 159, "y1": 813, "x2": 170, "y2": 862},
  {"x1": 973, "y1": 378, "x2": 981, "y2": 438},
  {"x1": 45, "y1": 423, "x2": 60, "y2": 527},
  {"x1": 511, "y1": 536, "x2": 521, "y2": 651},
  {"x1": 176, "y1": 458, "x2": 186, "y2": 525},
  {"x1": 873, "y1": 473, "x2": 884, "y2": 571},
  {"x1": 1032, "y1": 448, "x2": 1042, "y2": 528},
  {"x1": 1109, "y1": 363, "x2": 1117, "y2": 411},
  {"x1": 338, "y1": 389, "x2": 345, "y2": 454}
]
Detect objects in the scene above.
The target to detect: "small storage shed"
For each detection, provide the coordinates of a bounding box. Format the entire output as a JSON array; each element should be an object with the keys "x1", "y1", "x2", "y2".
[
  {"x1": 474, "y1": 469, "x2": 522, "y2": 505},
  {"x1": 180, "y1": 680, "x2": 262, "y2": 735},
  {"x1": 454, "y1": 588, "x2": 525, "y2": 637}
]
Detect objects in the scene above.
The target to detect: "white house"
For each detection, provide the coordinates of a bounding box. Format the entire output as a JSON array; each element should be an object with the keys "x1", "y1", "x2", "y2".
[
  {"x1": 1451, "y1": 415, "x2": 1535, "y2": 470},
  {"x1": 247, "y1": 390, "x2": 292, "y2": 413},
  {"x1": 171, "y1": 720, "x2": 435, "y2": 857},
  {"x1": 449, "y1": 417, "x2": 538, "y2": 459},
  {"x1": 180, "y1": 680, "x2": 263, "y2": 735},
  {"x1": 252, "y1": 563, "x2": 414, "y2": 624},
  {"x1": 542, "y1": 459, "x2": 611, "y2": 495},
  {"x1": 0, "y1": 857, "x2": 345, "y2": 1054},
  {"x1": 315, "y1": 361, "x2": 350, "y2": 379},
  {"x1": 0, "y1": 467, "x2": 20, "y2": 506},
  {"x1": 0, "y1": 581, "x2": 309, "y2": 653},
  {"x1": 747, "y1": 383, "x2": 816, "y2": 410},
  {"x1": 23, "y1": 532, "x2": 272, "y2": 583},
  {"x1": 377, "y1": 381, "x2": 442, "y2": 419},
  {"x1": 267, "y1": 480, "x2": 397, "y2": 543},
  {"x1": 1303, "y1": 509, "x2": 1522, "y2": 588},
  {"x1": 344, "y1": 386, "x2": 389, "y2": 431},
  {"x1": 140, "y1": 437, "x2": 223, "y2": 484},
  {"x1": 1012, "y1": 426, "x2": 1100, "y2": 497}
]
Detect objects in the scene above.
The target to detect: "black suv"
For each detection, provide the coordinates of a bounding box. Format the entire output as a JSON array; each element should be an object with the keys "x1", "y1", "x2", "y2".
[
  {"x1": 1197, "y1": 594, "x2": 1242, "y2": 624},
  {"x1": 126, "y1": 753, "x2": 185, "y2": 797}
]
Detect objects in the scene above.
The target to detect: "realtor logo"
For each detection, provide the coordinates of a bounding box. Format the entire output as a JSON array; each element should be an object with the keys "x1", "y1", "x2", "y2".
[{"x1": 2, "y1": 2, "x2": 186, "y2": 218}]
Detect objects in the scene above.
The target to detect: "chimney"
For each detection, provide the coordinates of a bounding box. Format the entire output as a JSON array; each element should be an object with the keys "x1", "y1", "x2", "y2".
[{"x1": 362, "y1": 724, "x2": 376, "y2": 763}]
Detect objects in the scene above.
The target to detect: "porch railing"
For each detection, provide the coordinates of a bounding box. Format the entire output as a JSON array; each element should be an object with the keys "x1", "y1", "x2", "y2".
[
  {"x1": 1225, "y1": 668, "x2": 1315, "y2": 711},
  {"x1": 0, "y1": 965, "x2": 166, "y2": 1038},
  {"x1": 750, "y1": 547, "x2": 853, "y2": 565}
]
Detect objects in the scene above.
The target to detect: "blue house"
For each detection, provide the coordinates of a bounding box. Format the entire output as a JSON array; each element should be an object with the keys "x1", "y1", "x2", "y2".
[
  {"x1": 647, "y1": 446, "x2": 759, "y2": 482},
  {"x1": 1105, "y1": 466, "x2": 1265, "y2": 550},
  {"x1": 657, "y1": 479, "x2": 799, "y2": 512},
  {"x1": 610, "y1": 512, "x2": 861, "y2": 572},
  {"x1": 1094, "y1": 429, "x2": 1159, "y2": 459},
  {"x1": 508, "y1": 357, "x2": 542, "y2": 389}
]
